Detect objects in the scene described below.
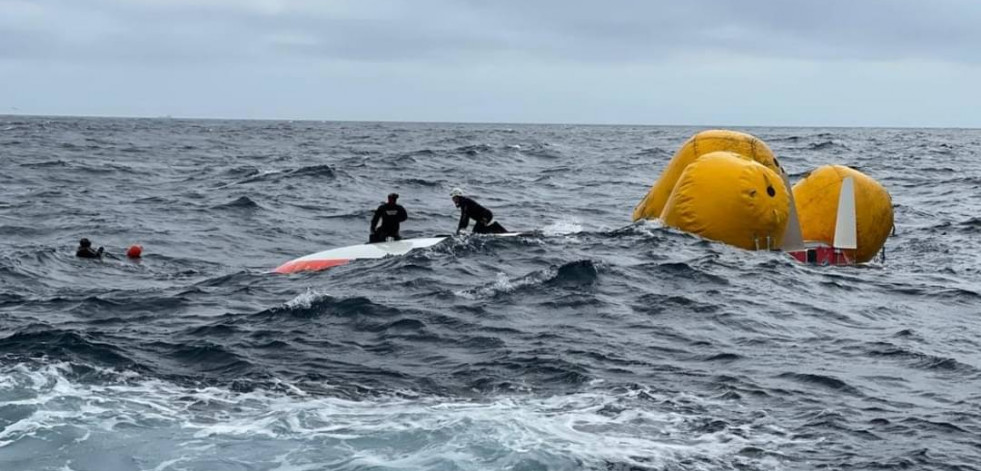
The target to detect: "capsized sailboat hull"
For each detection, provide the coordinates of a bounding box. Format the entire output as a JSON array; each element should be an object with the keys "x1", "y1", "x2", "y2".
[
  {"x1": 274, "y1": 237, "x2": 447, "y2": 274},
  {"x1": 274, "y1": 232, "x2": 526, "y2": 274}
]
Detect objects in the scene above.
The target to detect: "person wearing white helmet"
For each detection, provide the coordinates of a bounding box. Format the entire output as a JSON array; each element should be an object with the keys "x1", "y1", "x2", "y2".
[{"x1": 450, "y1": 188, "x2": 508, "y2": 235}]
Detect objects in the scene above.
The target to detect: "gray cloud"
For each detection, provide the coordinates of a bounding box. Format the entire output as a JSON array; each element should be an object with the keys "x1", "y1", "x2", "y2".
[
  {"x1": 4, "y1": 0, "x2": 981, "y2": 65},
  {"x1": 2, "y1": 0, "x2": 980, "y2": 125},
  {"x1": 462, "y1": 0, "x2": 981, "y2": 64}
]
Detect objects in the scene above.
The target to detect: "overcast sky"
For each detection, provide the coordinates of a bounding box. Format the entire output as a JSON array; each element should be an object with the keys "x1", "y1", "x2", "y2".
[{"x1": 2, "y1": 0, "x2": 980, "y2": 126}]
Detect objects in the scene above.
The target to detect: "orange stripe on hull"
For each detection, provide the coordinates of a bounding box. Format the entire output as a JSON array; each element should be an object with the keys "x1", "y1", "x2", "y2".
[{"x1": 274, "y1": 258, "x2": 350, "y2": 274}]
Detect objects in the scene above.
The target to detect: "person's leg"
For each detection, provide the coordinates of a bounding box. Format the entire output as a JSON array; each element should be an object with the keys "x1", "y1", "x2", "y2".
[
  {"x1": 372, "y1": 228, "x2": 395, "y2": 242},
  {"x1": 487, "y1": 222, "x2": 508, "y2": 233},
  {"x1": 473, "y1": 220, "x2": 489, "y2": 234}
]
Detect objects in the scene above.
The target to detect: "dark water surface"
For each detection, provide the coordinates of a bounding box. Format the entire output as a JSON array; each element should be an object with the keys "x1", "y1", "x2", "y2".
[{"x1": 1, "y1": 116, "x2": 980, "y2": 470}]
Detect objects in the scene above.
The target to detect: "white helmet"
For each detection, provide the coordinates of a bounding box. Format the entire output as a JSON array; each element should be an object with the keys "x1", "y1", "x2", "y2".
[{"x1": 450, "y1": 188, "x2": 463, "y2": 197}]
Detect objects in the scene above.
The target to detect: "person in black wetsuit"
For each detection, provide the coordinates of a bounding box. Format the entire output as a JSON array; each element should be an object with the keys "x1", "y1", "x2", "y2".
[
  {"x1": 370, "y1": 193, "x2": 408, "y2": 243},
  {"x1": 450, "y1": 188, "x2": 508, "y2": 235},
  {"x1": 76, "y1": 238, "x2": 104, "y2": 258}
]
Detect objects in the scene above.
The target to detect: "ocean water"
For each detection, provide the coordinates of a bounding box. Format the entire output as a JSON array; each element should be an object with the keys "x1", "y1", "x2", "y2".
[{"x1": 1, "y1": 116, "x2": 980, "y2": 470}]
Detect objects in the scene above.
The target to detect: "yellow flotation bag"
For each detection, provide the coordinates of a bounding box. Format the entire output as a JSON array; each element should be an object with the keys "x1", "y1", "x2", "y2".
[
  {"x1": 793, "y1": 165, "x2": 893, "y2": 263},
  {"x1": 661, "y1": 151, "x2": 790, "y2": 250},
  {"x1": 633, "y1": 130, "x2": 785, "y2": 221}
]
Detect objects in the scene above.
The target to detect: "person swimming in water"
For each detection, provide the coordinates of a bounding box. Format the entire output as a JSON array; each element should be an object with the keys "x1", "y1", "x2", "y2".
[
  {"x1": 76, "y1": 238, "x2": 104, "y2": 258},
  {"x1": 450, "y1": 188, "x2": 508, "y2": 234}
]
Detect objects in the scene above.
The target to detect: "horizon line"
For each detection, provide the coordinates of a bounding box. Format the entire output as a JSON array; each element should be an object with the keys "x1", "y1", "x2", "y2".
[{"x1": 2, "y1": 111, "x2": 978, "y2": 131}]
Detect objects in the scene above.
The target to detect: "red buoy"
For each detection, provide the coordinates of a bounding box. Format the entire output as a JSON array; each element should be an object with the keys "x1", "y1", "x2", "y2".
[{"x1": 126, "y1": 245, "x2": 143, "y2": 259}]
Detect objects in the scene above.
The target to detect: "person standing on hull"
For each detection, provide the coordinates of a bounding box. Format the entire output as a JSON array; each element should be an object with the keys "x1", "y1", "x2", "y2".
[
  {"x1": 451, "y1": 188, "x2": 508, "y2": 235},
  {"x1": 370, "y1": 193, "x2": 408, "y2": 243}
]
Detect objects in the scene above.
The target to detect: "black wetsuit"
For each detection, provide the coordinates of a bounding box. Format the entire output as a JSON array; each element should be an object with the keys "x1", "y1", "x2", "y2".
[
  {"x1": 456, "y1": 196, "x2": 508, "y2": 234},
  {"x1": 370, "y1": 202, "x2": 407, "y2": 242},
  {"x1": 76, "y1": 246, "x2": 103, "y2": 258}
]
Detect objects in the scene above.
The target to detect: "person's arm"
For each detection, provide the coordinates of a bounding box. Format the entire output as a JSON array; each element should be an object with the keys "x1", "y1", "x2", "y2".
[
  {"x1": 398, "y1": 206, "x2": 407, "y2": 222},
  {"x1": 457, "y1": 203, "x2": 469, "y2": 233},
  {"x1": 371, "y1": 206, "x2": 381, "y2": 232}
]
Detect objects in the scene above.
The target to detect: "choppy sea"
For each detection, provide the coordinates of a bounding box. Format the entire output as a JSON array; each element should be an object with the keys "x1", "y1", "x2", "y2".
[{"x1": 1, "y1": 116, "x2": 980, "y2": 470}]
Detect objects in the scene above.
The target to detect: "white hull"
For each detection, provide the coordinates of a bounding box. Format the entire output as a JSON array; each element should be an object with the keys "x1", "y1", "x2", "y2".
[{"x1": 274, "y1": 232, "x2": 524, "y2": 274}]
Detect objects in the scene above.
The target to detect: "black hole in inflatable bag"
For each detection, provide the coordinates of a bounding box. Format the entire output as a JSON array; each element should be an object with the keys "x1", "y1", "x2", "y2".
[{"x1": 766, "y1": 186, "x2": 776, "y2": 197}]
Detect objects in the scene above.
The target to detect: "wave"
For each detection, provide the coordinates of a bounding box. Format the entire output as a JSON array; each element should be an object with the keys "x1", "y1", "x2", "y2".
[
  {"x1": 541, "y1": 218, "x2": 584, "y2": 236},
  {"x1": 0, "y1": 327, "x2": 137, "y2": 368},
  {"x1": 518, "y1": 143, "x2": 564, "y2": 159},
  {"x1": 768, "y1": 135, "x2": 803, "y2": 142},
  {"x1": 866, "y1": 343, "x2": 977, "y2": 373},
  {"x1": 959, "y1": 217, "x2": 981, "y2": 229},
  {"x1": 252, "y1": 293, "x2": 402, "y2": 321},
  {"x1": 0, "y1": 360, "x2": 815, "y2": 471},
  {"x1": 220, "y1": 165, "x2": 261, "y2": 179},
  {"x1": 631, "y1": 293, "x2": 721, "y2": 315},
  {"x1": 640, "y1": 261, "x2": 732, "y2": 286},
  {"x1": 397, "y1": 177, "x2": 444, "y2": 187},
  {"x1": 455, "y1": 144, "x2": 493, "y2": 155},
  {"x1": 457, "y1": 260, "x2": 599, "y2": 299},
  {"x1": 807, "y1": 140, "x2": 848, "y2": 151},
  {"x1": 288, "y1": 164, "x2": 336, "y2": 179},
  {"x1": 18, "y1": 159, "x2": 70, "y2": 168},
  {"x1": 162, "y1": 342, "x2": 255, "y2": 376},
  {"x1": 635, "y1": 147, "x2": 672, "y2": 157},
  {"x1": 549, "y1": 259, "x2": 599, "y2": 287},
  {"x1": 219, "y1": 164, "x2": 337, "y2": 187},
  {"x1": 211, "y1": 196, "x2": 262, "y2": 210},
  {"x1": 777, "y1": 372, "x2": 864, "y2": 396}
]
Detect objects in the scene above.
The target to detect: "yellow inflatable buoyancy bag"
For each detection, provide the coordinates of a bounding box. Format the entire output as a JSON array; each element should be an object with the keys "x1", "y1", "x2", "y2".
[
  {"x1": 633, "y1": 129, "x2": 785, "y2": 221},
  {"x1": 660, "y1": 151, "x2": 790, "y2": 250},
  {"x1": 793, "y1": 165, "x2": 893, "y2": 263}
]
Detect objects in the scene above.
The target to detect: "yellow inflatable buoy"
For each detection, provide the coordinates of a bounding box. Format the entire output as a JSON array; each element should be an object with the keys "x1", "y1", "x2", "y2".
[
  {"x1": 793, "y1": 165, "x2": 893, "y2": 263},
  {"x1": 633, "y1": 130, "x2": 785, "y2": 221},
  {"x1": 661, "y1": 151, "x2": 790, "y2": 250}
]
